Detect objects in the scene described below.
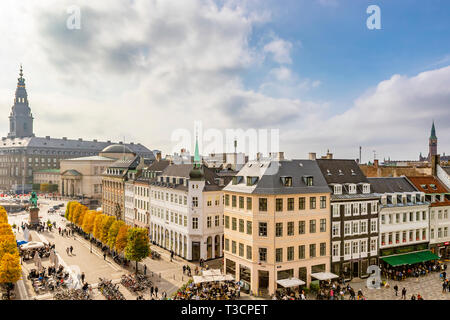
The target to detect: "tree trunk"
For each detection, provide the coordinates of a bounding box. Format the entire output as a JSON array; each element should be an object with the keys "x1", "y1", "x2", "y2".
[{"x1": 136, "y1": 261, "x2": 138, "y2": 274}]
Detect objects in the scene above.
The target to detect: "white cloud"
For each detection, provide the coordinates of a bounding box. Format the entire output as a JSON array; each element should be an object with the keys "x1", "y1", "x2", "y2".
[{"x1": 263, "y1": 37, "x2": 293, "y2": 64}]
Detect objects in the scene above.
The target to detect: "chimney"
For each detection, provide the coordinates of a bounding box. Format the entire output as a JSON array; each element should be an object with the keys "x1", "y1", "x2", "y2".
[
  {"x1": 374, "y1": 159, "x2": 379, "y2": 168},
  {"x1": 432, "y1": 154, "x2": 440, "y2": 176},
  {"x1": 309, "y1": 152, "x2": 316, "y2": 160},
  {"x1": 156, "y1": 152, "x2": 162, "y2": 162},
  {"x1": 326, "y1": 151, "x2": 333, "y2": 159}
]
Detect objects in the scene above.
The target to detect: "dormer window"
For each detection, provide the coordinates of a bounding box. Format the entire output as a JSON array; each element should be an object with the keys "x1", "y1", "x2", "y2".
[
  {"x1": 232, "y1": 176, "x2": 243, "y2": 185},
  {"x1": 303, "y1": 176, "x2": 313, "y2": 186},
  {"x1": 362, "y1": 184, "x2": 370, "y2": 194},
  {"x1": 338, "y1": 170, "x2": 344, "y2": 176},
  {"x1": 348, "y1": 184, "x2": 356, "y2": 194},
  {"x1": 280, "y1": 176, "x2": 292, "y2": 187},
  {"x1": 430, "y1": 184, "x2": 437, "y2": 190},
  {"x1": 326, "y1": 169, "x2": 332, "y2": 176},
  {"x1": 350, "y1": 169, "x2": 356, "y2": 176},
  {"x1": 334, "y1": 184, "x2": 342, "y2": 195},
  {"x1": 247, "y1": 176, "x2": 259, "y2": 186}
]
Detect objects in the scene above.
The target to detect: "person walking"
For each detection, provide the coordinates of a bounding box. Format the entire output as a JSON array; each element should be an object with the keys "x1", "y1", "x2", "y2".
[
  {"x1": 401, "y1": 287, "x2": 407, "y2": 300},
  {"x1": 103, "y1": 252, "x2": 107, "y2": 261},
  {"x1": 155, "y1": 286, "x2": 159, "y2": 297},
  {"x1": 144, "y1": 264, "x2": 147, "y2": 275},
  {"x1": 70, "y1": 246, "x2": 73, "y2": 255},
  {"x1": 150, "y1": 286, "x2": 154, "y2": 297},
  {"x1": 394, "y1": 284, "x2": 398, "y2": 296},
  {"x1": 66, "y1": 247, "x2": 70, "y2": 256},
  {"x1": 170, "y1": 250, "x2": 174, "y2": 262},
  {"x1": 81, "y1": 272, "x2": 85, "y2": 283},
  {"x1": 411, "y1": 294, "x2": 416, "y2": 300},
  {"x1": 442, "y1": 281, "x2": 447, "y2": 293}
]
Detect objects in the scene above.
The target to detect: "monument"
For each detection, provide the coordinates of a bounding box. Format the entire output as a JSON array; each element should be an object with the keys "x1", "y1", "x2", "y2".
[{"x1": 28, "y1": 191, "x2": 40, "y2": 227}]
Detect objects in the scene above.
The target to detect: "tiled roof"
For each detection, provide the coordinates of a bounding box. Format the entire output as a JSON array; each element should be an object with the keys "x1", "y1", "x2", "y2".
[
  {"x1": 316, "y1": 159, "x2": 369, "y2": 184},
  {"x1": 407, "y1": 176, "x2": 449, "y2": 194}
]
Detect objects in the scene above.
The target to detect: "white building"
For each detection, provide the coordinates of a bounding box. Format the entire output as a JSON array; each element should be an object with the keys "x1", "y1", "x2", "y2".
[
  {"x1": 124, "y1": 180, "x2": 135, "y2": 226},
  {"x1": 368, "y1": 177, "x2": 430, "y2": 260}
]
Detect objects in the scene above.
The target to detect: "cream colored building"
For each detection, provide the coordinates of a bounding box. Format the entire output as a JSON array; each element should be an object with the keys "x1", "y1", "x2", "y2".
[
  {"x1": 33, "y1": 169, "x2": 60, "y2": 185},
  {"x1": 223, "y1": 159, "x2": 331, "y2": 296}
]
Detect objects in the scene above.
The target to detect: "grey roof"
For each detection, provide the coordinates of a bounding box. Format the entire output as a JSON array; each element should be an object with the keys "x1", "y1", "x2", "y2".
[
  {"x1": 146, "y1": 160, "x2": 171, "y2": 172},
  {"x1": 109, "y1": 156, "x2": 141, "y2": 169},
  {"x1": 316, "y1": 159, "x2": 369, "y2": 184},
  {"x1": 253, "y1": 160, "x2": 330, "y2": 195},
  {"x1": 0, "y1": 136, "x2": 154, "y2": 159},
  {"x1": 65, "y1": 155, "x2": 116, "y2": 161},
  {"x1": 367, "y1": 177, "x2": 417, "y2": 193},
  {"x1": 225, "y1": 159, "x2": 331, "y2": 195}
]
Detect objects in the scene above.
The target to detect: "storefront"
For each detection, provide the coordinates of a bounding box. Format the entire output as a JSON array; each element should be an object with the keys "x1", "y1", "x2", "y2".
[
  {"x1": 430, "y1": 242, "x2": 450, "y2": 260},
  {"x1": 239, "y1": 265, "x2": 251, "y2": 293}
]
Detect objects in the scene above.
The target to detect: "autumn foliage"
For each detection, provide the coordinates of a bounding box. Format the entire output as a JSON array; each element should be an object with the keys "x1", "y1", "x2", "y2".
[{"x1": 0, "y1": 206, "x2": 21, "y2": 286}]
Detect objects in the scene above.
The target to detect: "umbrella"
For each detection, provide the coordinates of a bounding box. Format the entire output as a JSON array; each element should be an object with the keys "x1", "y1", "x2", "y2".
[{"x1": 23, "y1": 227, "x2": 30, "y2": 242}]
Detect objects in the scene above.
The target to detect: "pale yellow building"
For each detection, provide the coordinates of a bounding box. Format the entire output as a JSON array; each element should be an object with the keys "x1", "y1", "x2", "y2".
[{"x1": 223, "y1": 158, "x2": 331, "y2": 296}]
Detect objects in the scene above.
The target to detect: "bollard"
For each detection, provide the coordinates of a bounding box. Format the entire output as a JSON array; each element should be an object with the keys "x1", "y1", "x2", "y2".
[{"x1": 159, "y1": 273, "x2": 161, "y2": 278}]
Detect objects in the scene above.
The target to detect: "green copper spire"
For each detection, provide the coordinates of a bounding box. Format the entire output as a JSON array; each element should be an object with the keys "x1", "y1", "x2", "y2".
[
  {"x1": 193, "y1": 134, "x2": 201, "y2": 168},
  {"x1": 430, "y1": 120, "x2": 437, "y2": 140}
]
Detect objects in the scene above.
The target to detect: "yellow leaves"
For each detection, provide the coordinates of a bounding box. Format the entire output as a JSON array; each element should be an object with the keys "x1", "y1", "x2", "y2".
[
  {"x1": 0, "y1": 253, "x2": 21, "y2": 284},
  {"x1": 107, "y1": 220, "x2": 125, "y2": 249},
  {"x1": 0, "y1": 207, "x2": 8, "y2": 224},
  {"x1": 81, "y1": 210, "x2": 98, "y2": 235},
  {"x1": 100, "y1": 216, "x2": 116, "y2": 244},
  {"x1": 0, "y1": 223, "x2": 14, "y2": 237},
  {"x1": 93, "y1": 214, "x2": 106, "y2": 240},
  {"x1": 115, "y1": 225, "x2": 129, "y2": 253}
]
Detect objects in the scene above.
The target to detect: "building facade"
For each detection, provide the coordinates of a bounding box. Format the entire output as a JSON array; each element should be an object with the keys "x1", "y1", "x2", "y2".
[
  {"x1": 368, "y1": 177, "x2": 429, "y2": 260},
  {"x1": 223, "y1": 159, "x2": 331, "y2": 296},
  {"x1": 316, "y1": 159, "x2": 379, "y2": 280},
  {"x1": 408, "y1": 176, "x2": 450, "y2": 258},
  {"x1": 0, "y1": 67, "x2": 154, "y2": 193}
]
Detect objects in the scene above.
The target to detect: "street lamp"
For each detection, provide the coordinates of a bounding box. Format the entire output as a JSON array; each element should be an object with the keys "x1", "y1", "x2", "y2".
[{"x1": 90, "y1": 234, "x2": 92, "y2": 253}]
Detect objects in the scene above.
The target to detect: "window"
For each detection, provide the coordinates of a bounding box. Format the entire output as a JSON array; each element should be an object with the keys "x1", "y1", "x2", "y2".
[
  {"x1": 370, "y1": 239, "x2": 377, "y2": 252},
  {"x1": 192, "y1": 217, "x2": 198, "y2": 229},
  {"x1": 287, "y1": 222, "x2": 294, "y2": 236},
  {"x1": 276, "y1": 199, "x2": 283, "y2": 211},
  {"x1": 259, "y1": 248, "x2": 267, "y2": 262},
  {"x1": 332, "y1": 223, "x2": 340, "y2": 237},
  {"x1": 225, "y1": 238, "x2": 229, "y2": 251},
  {"x1": 298, "y1": 197, "x2": 306, "y2": 210},
  {"x1": 352, "y1": 222, "x2": 359, "y2": 234},
  {"x1": 298, "y1": 245, "x2": 305, "y2": 259},
  {"x1": 320, "y1": 219, "x2": 326, "y2": 232},
  {"x1": 332, "y1": 243, "x2": 340, "y2": 257},
  {"x1": 287, "y1": 198, "x2": 294, "y2": 211},
  {"x1": 215, "y1": 215, "x2": 219, "y2": 227},
  {"x1": 225, "y1": 194, "x2": 230, "y2": 206},
  {"x1": 320, "y1": 243, "x2": 326, "y2": 256},
  {"x1": 239, "y1": 243, "x2": 244, "y2": 257},
  {"x1": 259, "y1": 198, "x2": 267, "y2": 211},
  {"x1": 239, "y1": 219, "x2": 244, "y2": 232},
  {"x1": 225, "y1": 216, "x2": 230, "y2": 229},
  {"x1": 276, "y1": 223, "x2": 283, "y2": 237},
  {"x1": 298, "y1": 221, "x2": 305, "y2": 234},
  {"x1": 232, "y1": 218, "x2": 237, "y2": 231},
  {"x1": 246, "y1": 197, "x2": 252, "y2": 210},
  {"x1": 310, "y1": 197, "x2": 316, "y2": 209},
  {"x1": 320, "y1": 196, "x2": 326, "y2": 209},
  {"x1": 352, "y1": 242, "x2": 359, "y2": 254},
  {"x1": 332, "y1": 204, "x2": 340, "y2": 217},
  {"x1": 246, "y1": 246, "x2": 252, "y2": 260},
  {"x1": 360, "y1": 240, "x2": 367, "y2": 253},
  {"x1": 239, "y1": 196, "x2": 244, "y2": 209},
  {"x1": 309, "y1": 220, "x2": 316, "y2": 233},
  {"x1": 287, "y1": 246, "x2": 294, "y2": 261},
  {"x1": 344, "y1": 243, "x2": 350, "y2": 255},
  {"x1": 370, "y1": 220, "x2": 377, "y2": 233},
  {"x1": 276, "y1": 248, "x2": 283, "y2": 262},
  {"x1": 309, "y1": 244, "x2": 316, "y2": 258},
  {"x1": 232, "y1": 241, "x2": 236, "y2": 254},
  {"x1": 192, "y1": 197, "x2": 198, "y2": 207},
  {"x1": 334, "y1": 185, "x2": 342, "y2": 195},
  {"x1": 232, "y1": 195, "x2": 237, "y2": 207},
  {"x1": 207, "y1": 216, "x2": 212, "y2": 228},
  {"x1": 259, "y1": 222, "x2": 267, "y2": 237},
  {"x1": 360, "y1": 220, "x2": 367, "y2": 234},
  {"x1": 353, "y1": 203, "x2": 359, "y2": 215},
  {"x1": 344, "y1": 222, "x2": 351, "y2": 236},
  {"x1": 246, "y1": 221, "x2": 252, "y2": 235}
]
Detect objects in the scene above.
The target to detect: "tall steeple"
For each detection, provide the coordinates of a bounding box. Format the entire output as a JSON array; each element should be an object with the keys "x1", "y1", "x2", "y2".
[
  {"x1": 189, "y1": 134, "x2": 204, "y2": 180},
  {"x1": 428, "y1": 120, "x2": 437, "y2": 161},
  {"x1": 8, "y1": 65, "x2": 34, "y2": 138}
]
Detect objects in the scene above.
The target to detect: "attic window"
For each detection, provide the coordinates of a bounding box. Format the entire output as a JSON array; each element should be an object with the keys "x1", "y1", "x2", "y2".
[
  {"x1": 350, "y1": 169, "x2": 356, "y2": 176},
  {"x1": 303, "y1": 176, "x2": 313, "y2": 186},
  {"x1": 246, "y1": 176, "x2": 259, "y2": 186},
  {"x1": 420, "y1": 184, "x2": 427, "y2": 190},
  {"x1": 430, "y1": 184, "x2": 437, "y2": 190},
  {"x1": 338, "y1": 169, "x2": 344, "y2": 176},
  {"x1": 232, "y1": 176, "x2": 243, "y2": 185},
  {"x1": 326, "y1": 169, "x2": 331, "y2": 176},
  {"x1": 280, "y1": 176, "x2": 292, "y2": 187}
]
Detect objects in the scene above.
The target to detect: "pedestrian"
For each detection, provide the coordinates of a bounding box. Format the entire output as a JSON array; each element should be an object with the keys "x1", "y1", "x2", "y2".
[
  {"x1": 183, "y1": 265, "x2": 186, "y2": 274},
  {"x1": 411, "y1": 294, "x2": 416, "y2": 300},
  {"x1": 442, "y1": 281, "x2": 447, "y2": 293},
  {"x1": 66, "y1": 247, "x2": 70, "y2": 256},
  {"x1": 155, "y1": 286, "x2": 159, "y2": 297},
  {"x1": 394, "y1": 284, "x2": 398, "y2": 296},
  {"x1": 81, "y1": 272, "x2": 85, "y2": 283},
  {"x1": 70, "y1": 246, "x2": 73, "y2": 255},
  {"x1": 150, "y1": 286, "x2": 154, "y2": 297},
  {"x1": 170, "y1": 250, "x2": 174, "y2": 262},
  {"x1": 401, "y1": 287, "x2": 407, "y2": 300},
  {"x1": 144, "y1": 264, "x2": 147, "y2": 275},
  {"x1": 103, "y1": 252, "x2": 107, "y2": 260}
]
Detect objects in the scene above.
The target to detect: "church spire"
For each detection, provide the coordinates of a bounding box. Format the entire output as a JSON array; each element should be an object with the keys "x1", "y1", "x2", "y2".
[
  {"x1": 430, "y1": 120, "x2": 437, "y2": 139},
  {"x1": 193, "y1": 134, "x2": 201, "y2": 168}
]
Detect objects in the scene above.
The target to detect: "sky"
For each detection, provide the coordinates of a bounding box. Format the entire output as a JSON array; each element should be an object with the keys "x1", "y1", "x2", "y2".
[{"x1": 0, "y1": 0, "x2": 449, "y2": 163}]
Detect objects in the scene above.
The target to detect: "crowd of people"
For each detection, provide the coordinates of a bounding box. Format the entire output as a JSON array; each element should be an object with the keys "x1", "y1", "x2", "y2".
[
  {"x1": 173, "y1": 281, "x2": 240, "y2": 300},
  {"x1": 381, "y1": 261, "x2": 442, "y2": 281}
]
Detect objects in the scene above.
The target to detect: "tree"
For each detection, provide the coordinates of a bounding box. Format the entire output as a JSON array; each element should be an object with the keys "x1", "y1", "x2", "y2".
[
  {"x1": 115, "y1": 225, "x2": 129, "y2": 254},
  {"x1": 101, "y1": 216, "x2": 116, "y2": 244},
  {"x1": 65, "y1": 201, "x2": 74, "y2": 220},
  {"x1": 69, "y1": 202, "x2": 81, "y2": 223},
  {"x1": 0, "y1": 208, "x2": 7, "y2": 224},
  {"x1": 124, "y1": 228, "x2": 150, "y2": 273},
  {"x1": 0, "y1": 253, "x2": 21, "y2": 298},
  {"x1": 0, "y1": 240, "x2": 18, "y2": 260},
  {"x1": 107, "y1": 220, "x2": 125, "y2": 249},
  {"x1": 93, "y1": 214, "x2": 106, "y2": 240},
  {"x1": 0, "y1": 224, "x2": 13, "y2": 236},
  {"x1": 82, "y1": 211, "x2": 98, "y2": 235}
]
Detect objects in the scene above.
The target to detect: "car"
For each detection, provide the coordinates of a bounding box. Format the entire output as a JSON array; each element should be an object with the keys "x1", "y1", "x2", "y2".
[
  {"x1": 52, "y1": 205, "x2": 59, "y2": 210},
  {"x1": 48, "y1": 208, "x2": 55, "y2": 213}
]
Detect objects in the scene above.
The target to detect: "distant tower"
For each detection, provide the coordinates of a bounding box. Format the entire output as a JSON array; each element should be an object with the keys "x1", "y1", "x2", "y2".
[
  {"x1": 428, "y1": 120, "x2": 437, "y2": 161},
  {"x1": 8, "y1": 65, "x2": 34, "y2": 138}
]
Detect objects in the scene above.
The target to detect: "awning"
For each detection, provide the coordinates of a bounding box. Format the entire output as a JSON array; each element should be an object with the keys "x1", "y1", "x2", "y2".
[
  {"x1": 311, "y1": 272, "x2": 339, "y2": 281},
  {"x1": 277, "y1": 277, "x2": 306, "y2": 288},
  {"x1": 381, "y1": 250, "x2": 440, "y2": 267}
]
